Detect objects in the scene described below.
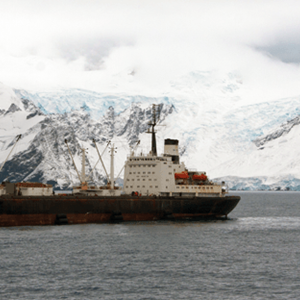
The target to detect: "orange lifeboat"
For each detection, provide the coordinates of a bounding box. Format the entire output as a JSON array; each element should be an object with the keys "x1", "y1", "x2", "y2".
[
  {"x1": 192, "y1": 174, "x2": 207, "y2": 181},
  {"x1": 175, "y1": 171, "x2": 189, "y2": 180}
]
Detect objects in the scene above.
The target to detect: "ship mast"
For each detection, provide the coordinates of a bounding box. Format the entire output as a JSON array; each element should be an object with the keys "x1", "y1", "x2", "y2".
[
  {"x1": 110, "y1": 143, "x2": 115, "y2": 189},
  {"x1": 147, "y1": 104, "x2": 159, "y2": 156},
  {"x1": 81, "y1": 148, "x2": 86, "y2": 184}
]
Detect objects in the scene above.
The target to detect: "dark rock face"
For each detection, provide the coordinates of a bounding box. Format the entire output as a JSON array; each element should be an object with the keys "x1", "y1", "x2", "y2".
[
  {"x1": 253, "y1": 115, "x2": 300, "y2": 147},
  {"x1": 4, "y1": 103, "x2": 22, "y2": 115},
  {"x1": 21, "y1": 98, "x2": 44, "y2": 119},
  {"x1": 0, "y1": 146, "x2": 43, "y2": 183}
]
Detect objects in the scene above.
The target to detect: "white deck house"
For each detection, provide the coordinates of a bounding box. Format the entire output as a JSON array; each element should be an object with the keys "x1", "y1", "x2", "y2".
[{"x1": 123, "y1": 139, "x2": 226, "y2": 197}]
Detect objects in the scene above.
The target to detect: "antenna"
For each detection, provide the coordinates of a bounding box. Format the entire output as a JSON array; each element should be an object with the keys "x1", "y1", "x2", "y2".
[{"x1": 146, "y1": 104, "x2": 161, "y2": 156}]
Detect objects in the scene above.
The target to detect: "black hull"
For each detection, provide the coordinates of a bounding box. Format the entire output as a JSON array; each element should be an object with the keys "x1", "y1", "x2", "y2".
[{"x1": 0, "y1": 195, "x2": 240, "y2": 227}]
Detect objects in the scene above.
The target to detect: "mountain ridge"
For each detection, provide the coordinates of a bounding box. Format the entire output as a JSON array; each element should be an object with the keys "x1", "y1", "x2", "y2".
[{"x1": 1, "y1": 75, "x2": 300, "y2": 190}]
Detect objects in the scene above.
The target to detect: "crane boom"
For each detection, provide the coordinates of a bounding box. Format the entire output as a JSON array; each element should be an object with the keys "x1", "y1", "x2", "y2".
[
  {"x1": 92, "y1": 139, "x2": 110, "y2": 180},
  {"x1": 64, "y1": 139, "x2": 82, "y2": 184},
  {"x1": 0, "y1": 134, "x2": 22, "y2": 173},
  {"x1": 86, "y1": 140, "x2": 110, "y2": 181}
]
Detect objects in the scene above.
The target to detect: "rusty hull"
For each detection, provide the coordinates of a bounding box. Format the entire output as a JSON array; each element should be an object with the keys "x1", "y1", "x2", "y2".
[{"x1": 0, "y1": 195, "x2": 240, "y2": 227}]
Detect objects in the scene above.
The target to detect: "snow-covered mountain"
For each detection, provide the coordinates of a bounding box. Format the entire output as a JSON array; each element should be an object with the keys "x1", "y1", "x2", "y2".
[
  {"x1": 0, "y1": 82, "x2": 175, "y2": 188},
  {"x1": 1, "y1": 70, "x2": 300, "y2": 191}
]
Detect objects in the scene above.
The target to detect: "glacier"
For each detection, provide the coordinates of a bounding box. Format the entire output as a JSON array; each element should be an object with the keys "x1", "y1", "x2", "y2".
[{"x1": 1, "y1": 69, "x2": 300, "y2": 190}]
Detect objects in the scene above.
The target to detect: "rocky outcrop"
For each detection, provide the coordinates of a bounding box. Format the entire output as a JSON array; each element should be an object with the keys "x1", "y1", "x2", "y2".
[{"x1": 253, "y1": 115, "x2": 300, "y2": 147}]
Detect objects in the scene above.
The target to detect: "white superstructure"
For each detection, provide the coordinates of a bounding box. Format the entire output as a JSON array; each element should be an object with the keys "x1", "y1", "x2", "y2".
[{"x1": 123, "y1": 138, "x2": 227, "y2": 197}]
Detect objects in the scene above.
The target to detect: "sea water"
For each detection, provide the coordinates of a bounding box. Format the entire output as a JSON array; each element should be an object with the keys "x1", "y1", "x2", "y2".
[{"x1": 0, "y1": 192, "x2": 300, "y2": 299}]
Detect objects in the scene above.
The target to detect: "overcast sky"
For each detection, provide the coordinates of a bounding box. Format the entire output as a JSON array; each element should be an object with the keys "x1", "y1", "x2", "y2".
[{"x1": 1, "y1": 0, "x2": 300, "y2": 102}]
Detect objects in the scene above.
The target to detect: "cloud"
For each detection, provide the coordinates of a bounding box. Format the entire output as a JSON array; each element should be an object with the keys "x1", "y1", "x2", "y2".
[
  {"x1": 256, "y1": 42, "x2": 300, "y2": 64},
  {"x1": 1, "y1": 0, "x2": 300, "y2": 101},
  {"x1": 58, "y1": 36, "x2": 134, "y2": 71}
]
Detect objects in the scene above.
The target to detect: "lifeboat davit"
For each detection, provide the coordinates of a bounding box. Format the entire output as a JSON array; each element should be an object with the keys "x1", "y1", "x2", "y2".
[
  {"x1": 174, "y1": 171, "x2": 189, "y2": 180},
  {"x1": 192, "y1": 174, "x2": 207, "y2": 181}
]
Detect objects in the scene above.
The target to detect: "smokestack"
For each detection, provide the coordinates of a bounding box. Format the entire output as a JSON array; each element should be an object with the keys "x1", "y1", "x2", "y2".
[{"x1": 164, "y1": 139, "x2": 179, "y2": 164}]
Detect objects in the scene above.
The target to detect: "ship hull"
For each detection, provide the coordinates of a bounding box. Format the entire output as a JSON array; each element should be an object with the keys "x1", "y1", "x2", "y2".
[{"x1": 0, "y1": 195, "x2": 240, "y2": 227}]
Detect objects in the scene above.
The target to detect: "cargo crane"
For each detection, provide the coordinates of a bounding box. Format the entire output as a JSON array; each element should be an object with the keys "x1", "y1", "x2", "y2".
[{"x1": 0, "y1": 134, "x2": 22, "y2": 174}]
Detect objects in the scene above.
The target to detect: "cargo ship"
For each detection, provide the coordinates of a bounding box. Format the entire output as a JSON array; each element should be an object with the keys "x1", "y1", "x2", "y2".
[{"x1": 0, "y1": 105, "x2": 240, "y2": 227}]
